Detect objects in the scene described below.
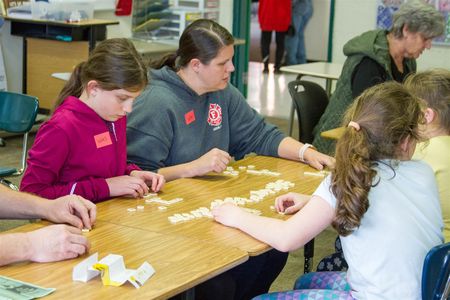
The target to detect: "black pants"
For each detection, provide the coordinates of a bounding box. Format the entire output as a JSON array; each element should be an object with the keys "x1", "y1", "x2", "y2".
[
  {"x1": 179, "y1": 249, "x2": 289, "y2": 300},
  {"x1": 260, "y1": 31, "x2": 286, "y2": 70}
]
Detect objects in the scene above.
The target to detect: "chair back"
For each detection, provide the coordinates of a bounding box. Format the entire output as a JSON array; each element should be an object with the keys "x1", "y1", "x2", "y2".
[
  {"x1": 0, "y1": 91, "x2": 39, "y2": 179},
  {"x1": 422, "y1": 242, "x2": 450, "y2": 300},
  {"x1": 0, "y1": 91, "x2": 39, "y2": 133},
  {"x1": 288, "y1": 80, "x2": 329, "y2": 144}
]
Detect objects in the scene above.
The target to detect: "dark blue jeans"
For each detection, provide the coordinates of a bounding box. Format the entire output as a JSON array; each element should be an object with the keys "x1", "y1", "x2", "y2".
[{"x1": 192, "y1": 249, "x2": 289, "y2": 300}]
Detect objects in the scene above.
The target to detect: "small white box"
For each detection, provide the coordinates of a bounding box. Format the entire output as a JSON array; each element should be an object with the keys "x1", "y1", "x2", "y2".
[{"x1": 31, "y1": 0, "x2": 94, "y2": 22}]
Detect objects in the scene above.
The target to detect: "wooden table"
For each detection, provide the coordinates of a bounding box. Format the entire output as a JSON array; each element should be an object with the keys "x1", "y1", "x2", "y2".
[
  {"x1": 320, "y1": 127, "x2": 344, "y2": 140},
  {"x1": 97, "y1": 156, "x2": 324, "y2": 256},
  {"x1": 0, "y1": 221, "x2": 248, "y2": 300},
  {"x1": 280, "y1": 62, "x2": 343, "y2": 136}
]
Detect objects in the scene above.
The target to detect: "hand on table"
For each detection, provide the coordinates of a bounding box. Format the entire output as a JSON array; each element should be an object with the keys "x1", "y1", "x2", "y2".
[
  {"x1": 130, "y1": 170, "x2": 165, "y2": 192},
  {"x1": 190, "y1": 148, "x2": 231, "y2": 176},
  {"x1": 275, "y1": 192, "x2": 311, "y2": 215},
  {"x1": 45, "y1": 195, "x2": 96, "y2": 229},
  {"x1": 212, "y1": 203, "x2": 245, "y2": 228},
  {"x1": 106, "y1": 175, "x2": 149, "y2": 198},
  {"x1": 26, "y1": 225, "x2": 90, "y2": 263},
  {"x1": 304, "y1": 148, "x2": 335, "y2": 170}
]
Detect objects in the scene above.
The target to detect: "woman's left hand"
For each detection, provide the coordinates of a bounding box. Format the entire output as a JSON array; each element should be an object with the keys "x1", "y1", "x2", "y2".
[
  {"x1": 304, "y1": 148, "x2": 335, "y2": 170},
  {"x1": 130, "y1": 171, "x2": 165, "y2": 192}
]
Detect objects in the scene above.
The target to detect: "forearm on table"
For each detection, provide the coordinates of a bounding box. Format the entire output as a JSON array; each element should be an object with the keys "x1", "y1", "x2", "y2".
[
  {"x1": 235, "y1": 197, "x2": 334, "y2": 252},
  {"x1": 0, "y1": 187, "x2": 45, "y2": 219},
  {"x1": 157, "y1": 162, "x2": 198, "y2": 182},
  {"x1": 277, "y1": 137, "x2": 303, "y2": 161},
  {"x1": 233, "y1": 213, "x2": 300, "y2": 252},
  {"x1": 0, "y1": 233, "x2": 32, "y2": 266}
]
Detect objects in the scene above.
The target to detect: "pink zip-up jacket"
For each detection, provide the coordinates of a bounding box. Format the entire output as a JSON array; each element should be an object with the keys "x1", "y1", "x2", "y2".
[{"x1": 20, "y1": 96, "x2": 141, "y2": 202}]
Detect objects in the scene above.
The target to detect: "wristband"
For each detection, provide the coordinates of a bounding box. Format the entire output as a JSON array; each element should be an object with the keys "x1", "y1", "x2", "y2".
[{"x1": 299, "y1": 143, "x2": 313, "y2": 163}]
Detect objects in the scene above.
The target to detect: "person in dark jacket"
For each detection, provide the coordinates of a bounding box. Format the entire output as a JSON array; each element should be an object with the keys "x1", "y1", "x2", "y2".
[
  {"x1": 313, "y1": 0, "x2": 444, "y2": 154},
  {"x1": 127, "y1": 19, "x2": 334, "y2": 300}
]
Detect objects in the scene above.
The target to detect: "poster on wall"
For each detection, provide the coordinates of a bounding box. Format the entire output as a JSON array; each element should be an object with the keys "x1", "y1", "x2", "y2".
[{"x1": 376, "y1": 0, "x2": 450, "y2": 45}]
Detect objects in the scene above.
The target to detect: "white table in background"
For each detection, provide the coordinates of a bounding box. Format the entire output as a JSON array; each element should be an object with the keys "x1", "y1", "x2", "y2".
[{"x1": 280, "y1": 62, "x2": 343, "y2": 136}]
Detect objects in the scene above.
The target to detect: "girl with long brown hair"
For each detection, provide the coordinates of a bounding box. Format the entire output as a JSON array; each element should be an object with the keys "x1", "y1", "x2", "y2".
[
  {"x1": 213, "y1": 81, "x2": 443, "y2": 299},
  {"x1": 20, "y1": 38, "x2": 164, "y2": 202}
]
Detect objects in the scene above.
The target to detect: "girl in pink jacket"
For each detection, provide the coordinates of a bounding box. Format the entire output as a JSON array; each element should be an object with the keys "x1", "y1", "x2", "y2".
[{"x1": 20, "y1": 38, "x2": 164, "y2": 202}]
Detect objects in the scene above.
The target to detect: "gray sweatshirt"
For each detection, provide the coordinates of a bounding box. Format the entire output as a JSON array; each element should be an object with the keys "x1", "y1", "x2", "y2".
[{"x1": 126, "y1": 66, "x2": 285, "y2": 171}]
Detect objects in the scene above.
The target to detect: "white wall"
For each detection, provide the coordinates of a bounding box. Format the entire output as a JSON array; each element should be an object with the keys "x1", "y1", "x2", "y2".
[
  {"x1": 304, "y1": 0, "x2": 331, "y2": 61},
  {"x1": 218, "y1": 0, "x2": 233, "y2": 32},
  {"x1": 332, "y1": 0, "x2": 450, "y2": 70},
  {"x1": 0, "y1": 21, "x2": 23, "y2": 93},
  {"x1": 94, "y1": 10, "x2": 132, "y2": 38}
]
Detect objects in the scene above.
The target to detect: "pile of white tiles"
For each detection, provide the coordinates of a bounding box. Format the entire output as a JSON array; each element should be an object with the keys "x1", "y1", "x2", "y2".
[{"x1": 167, "y1": 179, "x2": 295, "y2": 224}]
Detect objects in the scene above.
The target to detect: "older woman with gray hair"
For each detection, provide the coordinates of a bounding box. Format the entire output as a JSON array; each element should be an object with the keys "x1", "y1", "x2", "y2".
[{"x1": 312, "y1": 0, "x2": 444, "y2": 155}]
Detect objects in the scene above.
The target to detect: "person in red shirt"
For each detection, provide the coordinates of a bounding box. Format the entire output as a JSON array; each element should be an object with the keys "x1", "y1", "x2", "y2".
[
  {"x1": 258, "y1": 0, "x2": 291, "y2": 73},
  {"x1": 20, "y1": 38, "x2": 164, "y2": 202}
]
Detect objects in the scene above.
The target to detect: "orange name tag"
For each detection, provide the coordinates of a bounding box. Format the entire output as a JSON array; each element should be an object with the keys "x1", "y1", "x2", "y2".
[
  {"x1": 184, "y1": 110, "x2": 196, "y2": 125},
  {"x1": 94, "y1": 132, "x2": 112, "y2": 148}
]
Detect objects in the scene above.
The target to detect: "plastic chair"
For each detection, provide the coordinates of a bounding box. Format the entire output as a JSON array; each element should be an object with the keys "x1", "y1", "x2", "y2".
[
  {"x1": 287, "y1": 80, "x2": 329, "y2": 144},
  {"x1": 0, "y1": 91, "x2": 39, "y2": 190},
  {"x1": 287, "y1": 80, "x2": 329, "y2": 273},
  {"x1": 422, "y1": 242, "x2": 450, "y2": 300},
  {"x1": 316, "y1": 236, "x2": 348, "y2": 272}
]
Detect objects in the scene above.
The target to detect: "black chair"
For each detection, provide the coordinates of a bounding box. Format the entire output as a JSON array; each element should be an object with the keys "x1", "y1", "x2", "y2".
[
  {"x1": 287, "y1": 80, "x2": 329, "y2": 273},
  {"x1": 0, "y1": 91, "x2": 39, "y2": 190},
  {"x1": 287, "y1": 80, "x2": 329, "y2": 144}
]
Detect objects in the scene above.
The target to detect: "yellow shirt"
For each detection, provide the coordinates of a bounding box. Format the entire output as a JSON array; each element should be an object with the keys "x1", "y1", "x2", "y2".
[{"x1": 414, "y1": 136, "x2": 450, "y2": 242}]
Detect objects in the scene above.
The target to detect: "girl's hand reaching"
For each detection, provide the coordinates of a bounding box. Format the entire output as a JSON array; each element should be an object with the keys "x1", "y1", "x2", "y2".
[
  {"x1": 130, "y1": 170, "x2": 165, "y2": 192},
  {"x1": 212, "y1": 203, "x2": 245, "y2": 228},
  {"x1": 275, "y1": 193, "x2": 311, "y2": 215}
]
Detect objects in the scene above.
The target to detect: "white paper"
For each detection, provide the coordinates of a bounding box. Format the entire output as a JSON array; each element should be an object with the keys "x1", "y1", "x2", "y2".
[
  {"x1": 72, "y1": 252, "x2": 100, "y2": 282},
  {"x1": 72, "y1": 253, "x2": 155, "y2": 289}
]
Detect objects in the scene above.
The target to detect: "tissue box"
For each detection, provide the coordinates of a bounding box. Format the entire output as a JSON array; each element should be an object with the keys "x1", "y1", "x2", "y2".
[{"x1": 31, "y1": 0, "x2": 94, "y2": 22}]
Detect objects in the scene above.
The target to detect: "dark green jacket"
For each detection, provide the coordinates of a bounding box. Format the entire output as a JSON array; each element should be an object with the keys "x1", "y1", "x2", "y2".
[{"x1": 312, "y1": 30, "x2": 416, "y2": 154}]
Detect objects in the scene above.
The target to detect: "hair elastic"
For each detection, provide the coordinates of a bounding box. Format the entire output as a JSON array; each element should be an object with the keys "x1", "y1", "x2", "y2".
[{"x1": 348, "y1": 121, "x2": 361, "y2": 131}]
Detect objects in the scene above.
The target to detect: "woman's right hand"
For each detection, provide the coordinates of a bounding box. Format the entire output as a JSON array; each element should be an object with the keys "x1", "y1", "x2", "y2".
[
  {"x1": 190, "y1": 148, "x2": 231, "y2": 176},
  {"x1": 275, "y1": 192, "x2": 311, "y2": 214},
  {"x1": 106, "y1": 175, "x2": 149, "y2": 198}
]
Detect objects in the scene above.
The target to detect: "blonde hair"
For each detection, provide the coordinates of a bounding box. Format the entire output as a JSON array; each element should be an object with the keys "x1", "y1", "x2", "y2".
[
  {"x1": 404, "y1": 68, "x2": 450, "y2": 133},
  {"x1": 331, "y1": 81, "x2": 423, "y2": 236}
]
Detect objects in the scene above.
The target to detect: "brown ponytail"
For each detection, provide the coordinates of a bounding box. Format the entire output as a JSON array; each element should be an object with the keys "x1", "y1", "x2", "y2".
[
  {"x1": 54, "y1": 62, "x2": 85, "y2": 110},
  {"x1": 54, "y1": 38, "x2": 148, "y2": 113},
  {"x1": 148, "y1": 19, "x2": 234, "y2": 71},
  {"x1": 331, "y1": 81, "x2": 423, "y2": 236}
]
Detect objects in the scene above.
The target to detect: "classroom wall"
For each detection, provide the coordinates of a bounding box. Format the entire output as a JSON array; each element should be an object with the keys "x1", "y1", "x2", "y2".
[
  {"x1": 96, "y1": 0, "x2": 234, "y2": 39},
  {"x1": 304, "y1": 0, "x2": 331, "y2": 61},
  {"x1": 2, "y1": 0, "x2": 449, "y2": 94},
  {"x1": 0, "y1": 21, "x2": 23, "y2": 94},
  {"x1": 331, "y1": 0, "x2": 450, "y2": 70}
]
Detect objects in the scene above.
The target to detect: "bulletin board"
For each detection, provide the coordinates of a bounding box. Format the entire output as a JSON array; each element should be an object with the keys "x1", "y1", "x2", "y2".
[{"x1": 376, "y1": 0, "x2": 450, "y2": 45}]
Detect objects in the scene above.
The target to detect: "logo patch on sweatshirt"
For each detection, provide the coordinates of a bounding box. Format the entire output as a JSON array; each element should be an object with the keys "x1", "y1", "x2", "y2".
[
  {"x1": 94, "y1": 132, "x2": 112, "y2": 148},
  {"x1": 184, "y1": 110, "x2": 196, "y2": 125},
  {"x1": 207, "y1": 103, "x2": 222, "y2": 127}
]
